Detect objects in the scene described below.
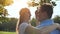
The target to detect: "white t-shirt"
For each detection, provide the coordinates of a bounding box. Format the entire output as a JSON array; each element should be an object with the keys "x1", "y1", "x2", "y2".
[{"x1": 19, "y1": 22, "x2": 29, "y2": 34}]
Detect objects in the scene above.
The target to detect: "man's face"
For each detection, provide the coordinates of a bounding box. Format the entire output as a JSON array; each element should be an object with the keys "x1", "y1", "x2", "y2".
[
  {"x1": 35, "y1": 10, "x2": 40, "y2": 21},
  {"x1": 35, "y1": 7, "x2": 47, "y2": 21}
]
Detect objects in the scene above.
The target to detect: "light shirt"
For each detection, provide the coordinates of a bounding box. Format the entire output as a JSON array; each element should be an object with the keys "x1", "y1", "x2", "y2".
[{"x1": 19, "y1": 22, "x2": 29, "y2": 34}]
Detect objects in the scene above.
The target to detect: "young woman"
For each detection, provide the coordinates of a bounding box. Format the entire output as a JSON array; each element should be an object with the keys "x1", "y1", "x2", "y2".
[{"x1": 16, "y1": 8, "x2": 60, "y2": 34}]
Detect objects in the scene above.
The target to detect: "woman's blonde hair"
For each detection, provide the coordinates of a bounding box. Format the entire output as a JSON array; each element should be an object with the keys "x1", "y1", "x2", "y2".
[{"x1": 16, "y1": 8, "x2": 30, "y2": 34}]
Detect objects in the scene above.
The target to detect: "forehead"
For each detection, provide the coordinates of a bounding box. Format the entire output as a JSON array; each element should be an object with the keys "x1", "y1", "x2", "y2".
[
  {"x1": 37, "y1": 6, "x2": 41, "y2": 9},
  {"x1": 37, "y1": 6, "x2": 42, "y2": 12},
  {"x1": 37, "y1": 6, "x2": 42, "y2": 11}
]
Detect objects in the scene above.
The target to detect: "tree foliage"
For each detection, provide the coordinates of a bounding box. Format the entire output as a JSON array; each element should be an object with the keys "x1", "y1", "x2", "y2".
[
  {"x1": 0, "y1": 0, "x2": 13, "y2": 6},
  {"x1": 0, "y1": 0, "x2": 13, "y2": 23},
  {"x1": 27, "y1": 0, "x2": 56, "y2": 7},
  {"x1": 30, "y1": 18, "x2": 36, "y2": 27},
  {"x1": 0, "y1": 5, "x2": 8, "y2": 17},
  {"x1": 0, "y1": 18, "x2": 18, "y2": 31},
  {"x1": 0, "y1": 0, "x2": 13, "y2": 17},
  {"x1": 53, "y1": 15, "x2": 60, "y2": 24}
]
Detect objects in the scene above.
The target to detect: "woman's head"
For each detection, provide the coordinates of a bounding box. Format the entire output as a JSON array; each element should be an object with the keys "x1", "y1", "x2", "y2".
[{"x1": 19, "y1": 8, "x2": 31, "y2": 22}]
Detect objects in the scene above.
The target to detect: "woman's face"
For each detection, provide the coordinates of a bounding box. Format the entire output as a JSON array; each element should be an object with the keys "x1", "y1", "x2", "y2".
[
  {"x1": 20, "y1": 8, "x2": 31, "y2": 21},
  {"x1": 25, "y1": 11, "x2": 31, "y2": 20}
]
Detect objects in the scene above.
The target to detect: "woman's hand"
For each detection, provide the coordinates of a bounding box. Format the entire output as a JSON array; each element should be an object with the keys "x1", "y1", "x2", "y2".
[{"x1": 56, "y1": 23, "x2": 60, "y2": 30}]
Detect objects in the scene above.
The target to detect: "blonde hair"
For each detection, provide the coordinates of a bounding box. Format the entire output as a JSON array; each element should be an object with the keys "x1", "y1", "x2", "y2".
[{"x1": 16, "y1": 8, "x2": 30, "y2": 34}]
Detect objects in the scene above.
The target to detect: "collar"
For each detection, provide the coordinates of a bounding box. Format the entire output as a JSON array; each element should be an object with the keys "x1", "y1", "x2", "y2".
[
  {"x1": 36, "y1": 19, "x2": 54, "y2": 28},
  {"x1": 40, "y1": 19, "x2": 54, "y2": 25}
]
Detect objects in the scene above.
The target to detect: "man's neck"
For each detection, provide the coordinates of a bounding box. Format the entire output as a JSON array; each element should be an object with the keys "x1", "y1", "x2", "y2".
[{"x1": 40, "y1": 18, "x2": 49, "y2": 22}]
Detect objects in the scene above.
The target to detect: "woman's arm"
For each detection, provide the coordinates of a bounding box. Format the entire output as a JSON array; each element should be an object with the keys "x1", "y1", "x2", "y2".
[
  {"x1": 39, "y1": 23, "x2": 59, "y2": 34},
  {"x1": 25, "y1": 23, "x2": 59, "y2": 34},
  {"x1": 57, "y1": 24, "x2": 60, "y2": 30},
  {"x1": 58, "y1": 26, "x2": 60, "y2": 29}
]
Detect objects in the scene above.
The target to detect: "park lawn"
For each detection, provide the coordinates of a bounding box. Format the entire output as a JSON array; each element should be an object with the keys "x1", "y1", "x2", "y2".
[{"x1": 0, "y1": 31, "x2": 16, "y2": 34}]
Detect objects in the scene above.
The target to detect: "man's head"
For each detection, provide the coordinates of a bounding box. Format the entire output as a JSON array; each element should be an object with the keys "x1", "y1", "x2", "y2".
[{"x1": 35, "y1": 3, "x2": 53, "y2": 21}]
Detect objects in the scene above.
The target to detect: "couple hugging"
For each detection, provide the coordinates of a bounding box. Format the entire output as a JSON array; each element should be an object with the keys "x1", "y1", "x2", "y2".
[{"x1": 16, "y1": 3, "x2": 60, "y2": 34}]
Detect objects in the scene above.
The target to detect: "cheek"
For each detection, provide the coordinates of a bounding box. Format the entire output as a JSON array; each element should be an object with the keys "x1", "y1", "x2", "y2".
[
  {"x1": 35, "y1": 14, "x2": 37, "y2": 18},
  {"x1": 28, "y1": 15, "x2": 31, "y2": 19},
  {"x1": 29, "y1": 16, "x2": 31, "y2": 19},
  {"x1": 36, "y1": 15, "x2": 40, "y2": 19}
]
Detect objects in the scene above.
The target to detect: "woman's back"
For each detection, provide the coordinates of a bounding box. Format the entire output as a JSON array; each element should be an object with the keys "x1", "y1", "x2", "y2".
[{"x1": 19, "y1": 22, "x2": 29, "y2": 34}]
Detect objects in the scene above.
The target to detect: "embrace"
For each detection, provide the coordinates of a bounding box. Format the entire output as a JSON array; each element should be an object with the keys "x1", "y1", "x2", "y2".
[{"x1": 16, "y1": 3, "x2": 60, "y2": 34}]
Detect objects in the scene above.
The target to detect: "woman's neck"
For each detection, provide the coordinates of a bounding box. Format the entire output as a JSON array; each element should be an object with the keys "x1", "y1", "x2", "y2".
[{"x1": 23, "y1": 20, "x2": 29, "y2": 23}]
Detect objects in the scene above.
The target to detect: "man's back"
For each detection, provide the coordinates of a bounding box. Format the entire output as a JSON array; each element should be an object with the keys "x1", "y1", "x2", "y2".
[{"x1": 36, "y1": 19, "x2": 60, "y2": 34}]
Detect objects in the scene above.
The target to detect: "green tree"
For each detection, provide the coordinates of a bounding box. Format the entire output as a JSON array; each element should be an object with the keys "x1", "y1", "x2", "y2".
[
  {"x1": 6, "y1": 18, "x2": 18, "y2": 31},
  {"x1": 0, "y1": 0, "x2": 13, "y2": 24},
  {"x1": 30, "y1": 18, "x2": 36, "y2": 27},
  {"x1": 0, "y1": 0, "x2": 13, "y2": 17},
  {"x1": 0, "y1": 5, "x2": 8, "y2": 17},
  {"x1": 53, "y1": 15, "x2": 60, "y2": 24},
  {"x1": 0, "y1": 18, "x2": 18, "y2": 31},
  {"x1": 0, "y1": 5, "x2": 9, "y2": 24}
]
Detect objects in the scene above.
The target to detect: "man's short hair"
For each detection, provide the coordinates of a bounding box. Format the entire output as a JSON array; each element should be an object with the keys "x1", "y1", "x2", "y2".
[{"x1": 40, "y1": 3, "x2": 53, "y2": 19}]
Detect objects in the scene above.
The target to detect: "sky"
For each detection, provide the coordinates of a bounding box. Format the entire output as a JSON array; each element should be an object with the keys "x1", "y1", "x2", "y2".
[
  {"x1": 5, "y1": 0, "x2": 60, "y2": 18},
  {"x1": 52, "y1": 1, "x2": 60, "y2": 18}
]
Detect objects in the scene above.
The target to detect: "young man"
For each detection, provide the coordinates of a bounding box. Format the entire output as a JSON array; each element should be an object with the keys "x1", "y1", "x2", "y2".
[{"x1": 35, "y1": 3, "x2": 60, "y2": 34}]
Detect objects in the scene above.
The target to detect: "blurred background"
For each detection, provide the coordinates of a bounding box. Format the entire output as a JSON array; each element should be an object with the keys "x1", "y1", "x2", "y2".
[{"x1": 0, "y1": 0, "x2": 60, "y2": 34}]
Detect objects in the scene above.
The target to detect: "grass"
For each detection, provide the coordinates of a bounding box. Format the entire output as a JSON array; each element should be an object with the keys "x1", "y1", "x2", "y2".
[{"x1": 0, "y1": 31, "x2": 16, "y2": 34}]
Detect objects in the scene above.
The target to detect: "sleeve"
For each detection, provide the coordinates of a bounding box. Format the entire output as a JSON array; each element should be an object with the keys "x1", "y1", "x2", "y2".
[{"x1": 19, "y1": 23, "x2": 29, "y2": 34}]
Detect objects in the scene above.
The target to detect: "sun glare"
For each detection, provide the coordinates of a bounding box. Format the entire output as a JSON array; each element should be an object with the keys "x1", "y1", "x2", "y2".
[
  {"x1": 5, "y1": 0, "x2": 37, "y2": 18},
  {"x1": 14, "y1": 0, "x2": 28, "y2": 8},
  {"x1": 5, "y1": 0, "x2": 30, "y2": 18}
]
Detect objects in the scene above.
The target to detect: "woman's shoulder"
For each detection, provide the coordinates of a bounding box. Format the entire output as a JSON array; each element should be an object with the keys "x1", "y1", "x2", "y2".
[
  {"x1": 19, "y1": 22, "x2": 29, "y2": 30},
  {"x1": 20, "y1": 22, "x2": 28, "y2": 26},
  {"x1": 19, "y1": 22, "x2": 29, "y2": 34}
]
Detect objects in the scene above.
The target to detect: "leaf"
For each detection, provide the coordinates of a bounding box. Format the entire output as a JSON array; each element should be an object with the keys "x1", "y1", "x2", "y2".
[{"x1": 0, "y1": 0, "x2": 13, "y2": 6}]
